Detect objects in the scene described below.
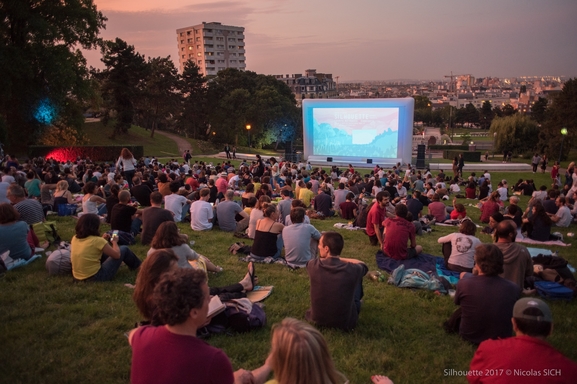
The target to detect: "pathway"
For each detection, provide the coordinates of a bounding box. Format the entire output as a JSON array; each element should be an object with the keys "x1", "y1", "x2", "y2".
[{"x1": 154, "y1": 130, "x2": 192, "y2": 156}]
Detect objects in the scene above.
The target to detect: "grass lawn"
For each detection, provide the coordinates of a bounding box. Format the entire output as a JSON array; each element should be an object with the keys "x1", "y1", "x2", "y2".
[
  {"x1": 1, "y1": 170, "x2": 576, "y2": 383},
  {"x1": 83, "y1": 121, "x2": 179, "y2": 157}
]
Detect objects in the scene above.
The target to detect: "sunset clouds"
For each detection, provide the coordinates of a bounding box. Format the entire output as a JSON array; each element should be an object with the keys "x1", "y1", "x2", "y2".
[{"x1": 88, "y1": 0, "x2": 577, "y2": 80}]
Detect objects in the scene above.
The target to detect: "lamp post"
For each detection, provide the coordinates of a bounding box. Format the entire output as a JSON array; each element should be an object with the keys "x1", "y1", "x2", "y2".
[
  {"x1": 559, "y1": 127, "x2": 568, "y2": 163},
  {"x1": 246, "y1": 124, "x2": 251, "y2": 148}
]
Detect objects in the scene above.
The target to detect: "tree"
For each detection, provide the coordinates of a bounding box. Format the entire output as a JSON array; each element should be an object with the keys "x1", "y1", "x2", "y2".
[
  {"x1": 98, "y1": 38, "x2": 147, "y2": 138},
  {"x1": 501, "y1": 104, "x2": 517, "y2": 117},
  {"x1": 0, "y1": 0, "x2": 106, "y2": 153},
  {"x1": 176, "y1": 61, "x2": 207, "y2": 139},
  {"x1": 134, "y1": 56, "x2": 181, "y2": 138},
  {"x1": 537, "y1": 78, "x2": 577, "y2": 160},
  {"x1": 412, "y1": 95, "x2": 432, "y2": 126},
  {"x1": 490, "y1": 114, "x2": 540, "y2": 155},
  {"x1": 530, "y1": 97, "x2": 548, "y2": 124},
  {"x1": 479, "y1": 101, "x2": 494, "y2": 130}
]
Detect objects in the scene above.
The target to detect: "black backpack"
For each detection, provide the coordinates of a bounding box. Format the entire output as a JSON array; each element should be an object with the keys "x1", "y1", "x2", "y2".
[{"x1": 353, "y1": 201, "x2": 372, "y2": 228}]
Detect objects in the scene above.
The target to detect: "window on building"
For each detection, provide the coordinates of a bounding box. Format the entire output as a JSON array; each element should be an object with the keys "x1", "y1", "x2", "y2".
[
  {"x1": 217, "y1": 44, "x2": 224, "y2": 49},
  {"x1": 216, "y1": 37, "x2": 224, "y2": 41},
  {"x1": 181, "y1": 47, "x2": 184, "y2": 51},
  {"x1": 182, "y1": 55, "x2": 185, "y2": 59},
  {"x1": 205, "y1": 29, "x2": 212, "y2": 32},
  {"x1": 180, "y1": 32, "x2": 184, "y2": 36},
  {"x1": 188, "y1": 46, "x2": 192, "y2": 50},
  {"x1": 198, "y1": 60, "x2": 202, "y2": 64},
  {"x1": 238, "y1": 39, "x2": 244, "y2": 43},
  {"x1": 196, "y1": 37, "x2": 200, "y2": 42},
  {"x1": 189, "y1": 54, "x2": 193, "y2": 58},
  {"x1": 230, "y1": 60, "x2": 236, "y2": 63},
  {"x1": 205, "y1": 44, "x2": 213, "y2": 48},
  {"x1": 186, "y1": 31, "x2": 191, "y2": 35},
  {"x1": 230, "y1": 53, "x2": 237, "y2": 56},
  {"x1": 206, "y1": 52, "x2": 213, "y2": 56},
  {"x1": 229, "y1": 45, "x2": 236, "y2": 49},
  {"x1": 229, "y1": 38, "x2": 236, "y2": 42},
  {"x1": 187, "y1": 38, "x2": 192, "y2": 43},
  {"x1": 205, "y1": 37, "x2": 213, "y2": 41},
  {"x1": 239, "y1": 60, "x2": 245, "y2": 64},
  {"x1": 197, "y1": 52, "x2": 201, "y2": 57},
  {"x1": 180, "y1": 40, "x2": 184, "y2": 44},
  {"x1": 218, "y1": 67, "x2": 225, "y2": 70},
  {"x1": 217, "y1": 59, "x2": 225, "y2": 63}
]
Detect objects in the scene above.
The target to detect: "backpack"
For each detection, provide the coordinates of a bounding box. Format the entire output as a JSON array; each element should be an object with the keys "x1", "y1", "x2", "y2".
[
  {"x1": 353, "y1": 201, "x2": 372, "y2": 228},
  {"x1": 534, "y1": 281, "x2": 574, "y2": 301},
  {"x1": 200, "y1": 299, "x2": 266, "y2": 336},
  {"x1": 388, "y1": 264, "x2": 446, "y2": 293}
]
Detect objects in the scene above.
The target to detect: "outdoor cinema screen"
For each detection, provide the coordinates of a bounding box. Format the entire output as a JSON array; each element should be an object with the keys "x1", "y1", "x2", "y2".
[
  {"x1": 302, "y1": 98, "x2": 414, "y2": 164},
  {"x1": 312, "y1": 107, "x2": 399, "y2": 157}
]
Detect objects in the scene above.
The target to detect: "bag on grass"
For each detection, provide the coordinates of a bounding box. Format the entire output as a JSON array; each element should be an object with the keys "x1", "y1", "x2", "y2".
[
  {"x1": 388, "y1": 264, "x2": 446, "y2": 293},
  {"x1": 200, "y1": 299, "x2": 266, "y2": 336},
  {"x1": 534, "y1": 281, "x2": 573, "y2": 301},
  {"x1": 32, "y1": 221, "x2": 61, "y2": 245},
  {"x1": 57, "y1": 203, "x2": 77, "y2": 216}
]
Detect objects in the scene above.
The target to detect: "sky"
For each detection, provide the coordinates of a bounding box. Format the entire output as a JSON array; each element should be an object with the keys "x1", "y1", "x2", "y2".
[{"x1": 87, "y1": 0, "x2": 577, "y2": 81}]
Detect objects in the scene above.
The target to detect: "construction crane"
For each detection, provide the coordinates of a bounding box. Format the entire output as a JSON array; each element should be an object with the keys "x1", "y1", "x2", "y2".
[
  {"x1": 443, "y1": 72, "x2": 472, "y2": 139},
  {"x1": 444, "y1": 71, "x2": 472, "y2": 92}
]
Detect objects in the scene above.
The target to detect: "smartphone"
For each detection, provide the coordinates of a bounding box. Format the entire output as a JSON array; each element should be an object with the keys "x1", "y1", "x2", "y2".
[{"x1": 112, "y1": 230, "x2": 119, "y2": 240}]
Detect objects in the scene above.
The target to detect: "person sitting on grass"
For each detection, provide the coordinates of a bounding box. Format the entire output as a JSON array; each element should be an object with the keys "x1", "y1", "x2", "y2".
[
  {"x1": 467, "y1": 298, "x2": 577, "y2": 383},
  {"x1": 128, "y1": 267, "x2": 255, "y2": 384},
  {"x1": 282, "y1": 207, "x2": 321, "y2": 268},
  {"x1": 521, "y1": 201, "x2": 552, "y2": 242},
  {"x1": 0, "y1": 203, "x2": 41, "y2": 261},
  {"x1": 250, "y1": 204, "x2": 284, "y2": 261},
  {"x1": 381, "y1": 203, "x2": 423, "y2": 261},
  {"x1": 339, "y1": 192, "x2": 358, "y2": 220},
  {"x1": 306, "y1": 231, "x2": 368, "y2": 331},
  {"x1": 437, "y1": 219, "x2": 482, "y2": 273},
  {"x1": 71, "y1": 213, "x2": 141, "y2": 282},
  {"x1": 479, "y1": 191, "x2": 502, "y2": 224},
  {"x1": 109, "y1": 190, "x2": 142, "y2": 244},
  {"x1": 6, "y1": 184, "x2": 45, "y2": 225},
  {"x1": 450, "y1": 200, "x2": 467, "y2": 220},
  {"x1": 444, "y1": 243, "x2": 520, "y2": 345},
  {"x1": 427, "y1": 193, "x2": 449, "y2": 223},
  {"x1": 148, "y1": 221, "x2": 222, "y2": 273}
]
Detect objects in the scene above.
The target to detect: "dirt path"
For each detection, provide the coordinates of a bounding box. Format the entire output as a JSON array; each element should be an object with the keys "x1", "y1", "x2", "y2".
[{"x1": 154, "y1": 130, "x2": 192, "y2": 156}]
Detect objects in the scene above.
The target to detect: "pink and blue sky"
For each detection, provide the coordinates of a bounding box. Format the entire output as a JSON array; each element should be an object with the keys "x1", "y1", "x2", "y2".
[{"x1": 88, "y1": 0, "x2": 577, "y2": 81}]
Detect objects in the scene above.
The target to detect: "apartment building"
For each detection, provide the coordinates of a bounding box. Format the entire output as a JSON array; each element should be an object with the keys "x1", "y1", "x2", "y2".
[
  {"x1": 274, "y1": 69, "x2": 337, "y2": 104},
  {"x1": 176, "y1": 22, "x2": 246, "y2": 76}
]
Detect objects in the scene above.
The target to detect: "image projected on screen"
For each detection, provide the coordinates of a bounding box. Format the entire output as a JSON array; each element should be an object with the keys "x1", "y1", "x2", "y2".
[{"x1": 312, "y1": 108, "x2": 399, "y2": 157}]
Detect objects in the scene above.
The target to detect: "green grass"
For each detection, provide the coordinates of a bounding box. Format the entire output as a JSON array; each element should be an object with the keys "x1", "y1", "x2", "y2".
[
  {"x1": 1, "y1": 170, "x2": 577, "y2": 383},
  {"x1": 82, "y1": 121, "x2": 179, "y2": 157}
]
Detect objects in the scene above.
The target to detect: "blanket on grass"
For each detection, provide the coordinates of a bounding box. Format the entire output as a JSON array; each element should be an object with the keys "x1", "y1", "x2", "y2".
[
  {"x1": 515, "y1": 234, "x2": 570, "y2": 247},
  {"x1": 1, "y1": 254, "x2": 42, "y2": 271},
  {"x1": 376, "y1": 251, "x2": 460, "y2": 285}
]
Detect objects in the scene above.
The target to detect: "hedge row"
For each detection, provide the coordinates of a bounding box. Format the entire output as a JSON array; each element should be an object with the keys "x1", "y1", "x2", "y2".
[
  {"x1": 443, "y1": 150, "x2": 481, "y2": 162},
  {"x1": 28, "y1": 145, "x2": 144, "y2": 162},
  {"x1": 429, "y1": 144, "x2": 469, "y2": 151}
]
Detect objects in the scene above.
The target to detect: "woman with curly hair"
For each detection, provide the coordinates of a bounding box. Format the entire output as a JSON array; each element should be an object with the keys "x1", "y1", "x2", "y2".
[
  {"x1": 117, "y1": 147, "x2": 137, "y2": 188},
  {"x1": 522, "y1": 200, "x2": 552, "y2": 242}
]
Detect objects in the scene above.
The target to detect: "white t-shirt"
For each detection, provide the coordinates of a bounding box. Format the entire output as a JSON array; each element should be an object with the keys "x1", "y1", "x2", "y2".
[
  {"x1": 437, "y1": 233, "x2": 482, "y2": 269},
  {"x1": 497, "y1": 187, "x2": 508, "y2": 201},
  {"x1": 189, "y1": 200, "x2": 213, "y2": 230},
  {"x1": 555, "y1": 206, "x2": 573, "y2": 227},
  {"x1": 165, "y1": 193, "x2": 188, "y2": 223}
]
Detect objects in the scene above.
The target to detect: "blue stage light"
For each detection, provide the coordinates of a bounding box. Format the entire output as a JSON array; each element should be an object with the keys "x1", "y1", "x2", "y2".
[{"x1": 34, "y1": 98, "x2": 57, "y2": 125}]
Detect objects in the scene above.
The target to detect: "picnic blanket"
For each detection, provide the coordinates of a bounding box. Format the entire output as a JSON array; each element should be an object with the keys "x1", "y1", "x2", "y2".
[
  {"x1": 515, "y1": 233, "x2": 570, "y2": 247},
  {"x1": 1, "y1": 254, "x2": 42, "y2": 271},
  {"x1": 376, "y1": 251, "x2": 460, "y2": 285}
]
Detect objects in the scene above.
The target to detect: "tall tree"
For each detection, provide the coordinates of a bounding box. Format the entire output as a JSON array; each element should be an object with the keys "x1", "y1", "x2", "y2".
[
  {"x1": 98, "y1": 38, "x2": 146, "y2": 138},
  {"x1": 0, "y1": 0, "x2": 106, "y2": 152},
  {"x1": 530, "y1": 97, "x2": 549, "y2": 125},
  {"x1": 135, "y1": 56, "x2": 181, "y2": 138},
  {"x1": 501, "y1": 104, "x2": 517, "y2": 117},
  {"x1": 479, "y1": 101, "x2": 494, "y2": 130},
  {"x1": 177, "y1": 61, "x2": 207, "y2": 139},
  {"x1": 538, "y1": 78, "x2": 577, "y2": 160}
]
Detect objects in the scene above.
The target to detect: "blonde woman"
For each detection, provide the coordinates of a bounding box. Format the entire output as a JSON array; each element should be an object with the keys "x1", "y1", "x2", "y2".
[
  {"x1": 53, "y1": 180, "x2": 74, "y2": 206},
  {"x1": 249, "y1": 203, "x2": 283, "y2": 260},
  {"x1": 251, "y1": 318, "x2": 348, "y2": 384}
]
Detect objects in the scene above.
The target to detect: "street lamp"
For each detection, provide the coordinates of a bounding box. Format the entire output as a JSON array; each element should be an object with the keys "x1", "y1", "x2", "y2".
[
  {"x1": 559, "y1": 127, "x2": 568, "y2": 163},
  {"x1": 246, "y1": 124, "x2": 251, "y2": 148}
]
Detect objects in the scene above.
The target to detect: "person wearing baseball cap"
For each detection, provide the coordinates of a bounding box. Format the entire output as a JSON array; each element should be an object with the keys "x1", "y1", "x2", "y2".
[{"x1": 467, "y1": 298, "x2": 577, "y2": 383}]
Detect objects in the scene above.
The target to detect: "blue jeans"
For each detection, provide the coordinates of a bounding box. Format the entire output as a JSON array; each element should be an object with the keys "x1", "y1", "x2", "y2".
[{"x1": 86, "y1": 246, "x2": 141, "y2": 282}]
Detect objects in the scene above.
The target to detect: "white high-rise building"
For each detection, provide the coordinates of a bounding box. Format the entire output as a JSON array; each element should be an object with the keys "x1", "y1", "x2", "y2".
[{"x1": 176, "y1": 22, "x2": 246, "y2": 76}]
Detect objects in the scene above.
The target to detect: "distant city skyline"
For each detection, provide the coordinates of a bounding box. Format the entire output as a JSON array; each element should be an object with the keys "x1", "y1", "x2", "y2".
[{"x1": 87, "y1": 0, "x2": 577, "y2": 81}]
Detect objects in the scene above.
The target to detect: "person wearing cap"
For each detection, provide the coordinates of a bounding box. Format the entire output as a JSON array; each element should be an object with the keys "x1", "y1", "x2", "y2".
[{"x1": 468, "y1": 298, "x2": 577, "y2": 383}]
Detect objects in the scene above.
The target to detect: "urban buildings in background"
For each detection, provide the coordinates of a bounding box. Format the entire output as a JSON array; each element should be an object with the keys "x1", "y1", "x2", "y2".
[
  {"x1": 334, "y1": 75, "x2": 567, "y2": 116},
  {"x1": 176, "y1": 22, "x2": 246, "y2": 76},
  {"x1": 274, "y1": 69, "x2": 338, "y2": 105}
]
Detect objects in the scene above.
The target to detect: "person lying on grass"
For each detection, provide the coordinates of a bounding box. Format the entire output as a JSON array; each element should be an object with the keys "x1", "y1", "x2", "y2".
[{"x1": 132, "y1": 249, "x2": 256, "y2": 326}]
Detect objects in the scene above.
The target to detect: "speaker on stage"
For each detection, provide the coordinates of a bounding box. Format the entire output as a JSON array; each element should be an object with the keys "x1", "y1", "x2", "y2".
[
  {"x1": 366, "y1": 159, "x2": 372, "y2": 164},
  {"x1": 327, "y1": 157, "x2": 333, "y2": 162},
  {"x1": 416, "y1": 144, "x2": 426, "y2": 169}
]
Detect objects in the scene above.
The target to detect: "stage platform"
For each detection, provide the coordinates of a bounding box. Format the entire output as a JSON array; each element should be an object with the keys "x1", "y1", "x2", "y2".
[{"x1": 427, "y1": 162, "x2": 532, "y2": 172}]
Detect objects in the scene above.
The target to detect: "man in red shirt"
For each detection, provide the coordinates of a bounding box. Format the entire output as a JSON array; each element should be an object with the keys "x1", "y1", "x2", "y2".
[
  {"x1": 468, "y1": 297, "x2": 577, "y2": 383},
  {"x1": 382, "y1": 203, "x2": 422, "y2": 260},
  {"x1": 365, "y1": 191, "x2": 390, "y2": 246}
]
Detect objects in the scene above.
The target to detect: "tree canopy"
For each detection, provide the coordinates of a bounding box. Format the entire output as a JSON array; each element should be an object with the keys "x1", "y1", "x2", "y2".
[{"x1": 0, "y1": 0, "x2": 106, "y2": 152}]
